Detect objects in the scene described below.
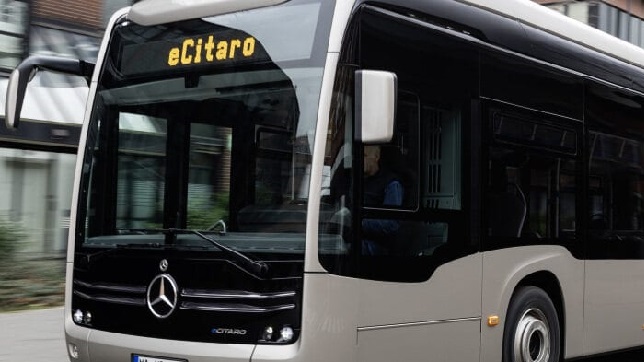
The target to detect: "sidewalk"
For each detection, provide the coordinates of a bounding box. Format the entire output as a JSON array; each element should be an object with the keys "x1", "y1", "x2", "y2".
[{"x1": 0, "y1": 307, "x2": 68, "y2": 362}]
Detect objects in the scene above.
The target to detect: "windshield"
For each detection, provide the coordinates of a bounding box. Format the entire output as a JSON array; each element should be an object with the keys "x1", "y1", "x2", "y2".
[{"x1": 76, "y1": 0, "x2": 334, "y2": 254}]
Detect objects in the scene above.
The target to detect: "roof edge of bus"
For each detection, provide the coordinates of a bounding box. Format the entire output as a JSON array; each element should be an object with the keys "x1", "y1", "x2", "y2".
[
  {"x1": 128, "y1": 0, "x2": 289, "y2": 26},
  {"x1": 460, "y1": 0, "x2": 644, "y2": 70}
]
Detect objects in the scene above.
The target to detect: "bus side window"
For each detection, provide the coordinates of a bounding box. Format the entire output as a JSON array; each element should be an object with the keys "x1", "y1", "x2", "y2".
[
  {"x1": 488, "y1": 161, "x2": 527, "y2": 238},
  {"x1": 423, "y1": 107, "x2": 461, "y2": 211},
  {"x1": 486, "y1": 111, "x2": 578, "y2": 243},
  {"x1": 413, "y1": 105, "x2": 462, "y2": 256},
  {"x1": 360, "y1": 92, "x2": 420, "y2": 256}
]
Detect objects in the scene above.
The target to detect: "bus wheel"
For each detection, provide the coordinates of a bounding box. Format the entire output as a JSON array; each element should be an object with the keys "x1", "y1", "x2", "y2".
[{"x1": 502, "y1": 286, "x2": 561, "y2": 362}]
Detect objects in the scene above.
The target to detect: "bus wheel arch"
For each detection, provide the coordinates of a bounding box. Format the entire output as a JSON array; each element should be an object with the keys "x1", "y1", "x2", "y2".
[{"x1": 502, "y1": 272, "x2": 564, "y2": 362}]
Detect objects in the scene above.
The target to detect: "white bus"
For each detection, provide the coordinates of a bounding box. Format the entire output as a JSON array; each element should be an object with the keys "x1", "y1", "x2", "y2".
[{"x1": 7, "y1": 0, "x2": 644, "y2": 361}]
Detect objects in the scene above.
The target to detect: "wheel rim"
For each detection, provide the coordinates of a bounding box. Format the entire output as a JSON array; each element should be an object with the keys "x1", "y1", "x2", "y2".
[{"x1": 513, "y1": 308, "x2": 550, "y2": 362}]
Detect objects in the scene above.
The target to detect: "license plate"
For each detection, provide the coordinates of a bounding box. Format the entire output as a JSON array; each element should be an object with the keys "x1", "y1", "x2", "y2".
[{"x1": 132, "y1": 354, "x2": 187, "y2": 362}]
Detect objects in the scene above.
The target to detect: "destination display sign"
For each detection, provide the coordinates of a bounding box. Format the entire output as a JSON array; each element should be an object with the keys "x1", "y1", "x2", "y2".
[{"x1": 119, "y1": 29, "x2": 270, "y2": 77}]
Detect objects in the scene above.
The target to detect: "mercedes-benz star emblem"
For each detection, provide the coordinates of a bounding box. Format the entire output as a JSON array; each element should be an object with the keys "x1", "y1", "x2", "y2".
[{"x1": 146, "y1": 274, "x2": 178, "y2": 319}]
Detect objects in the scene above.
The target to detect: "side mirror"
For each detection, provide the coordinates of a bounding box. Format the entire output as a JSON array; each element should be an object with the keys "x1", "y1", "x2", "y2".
[
  {"x1": 354, "y1": 70, "x2": 397, "y2": 143},
  {"x1": 5, "y1": 55, "x2": 95, "y2": 129}
]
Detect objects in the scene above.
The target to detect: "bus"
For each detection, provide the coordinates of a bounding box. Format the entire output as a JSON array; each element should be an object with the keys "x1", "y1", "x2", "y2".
[{"x1": 6, "y1": 0, "x2": 644, "y2": 361}]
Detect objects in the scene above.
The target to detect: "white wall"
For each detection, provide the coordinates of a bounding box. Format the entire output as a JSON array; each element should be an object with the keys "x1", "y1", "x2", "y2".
[{"x1": 0, "y1": 148, "x2": 76, "y2": 256}]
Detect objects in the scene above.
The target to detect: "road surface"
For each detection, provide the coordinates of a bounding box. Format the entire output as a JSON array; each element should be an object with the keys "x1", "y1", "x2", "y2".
[{"x1": 0, "y1": 307, "x2": 67, "y2": 362}]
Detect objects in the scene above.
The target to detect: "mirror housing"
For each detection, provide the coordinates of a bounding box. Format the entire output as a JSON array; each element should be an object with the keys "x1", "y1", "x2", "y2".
[
  {"x1": 354, "y1": 70, "x2": 397, "y2": 143},
  {"x1": 5, "y1": 55, "x2": 95, "y2": 129}
]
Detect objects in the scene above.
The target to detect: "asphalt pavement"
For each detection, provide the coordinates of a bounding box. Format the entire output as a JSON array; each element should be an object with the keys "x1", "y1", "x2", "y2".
[
  {"x1": 0, "y1": 307, "x2": 68, "y2": 362},
  {"x1": 0, "y1": 307, "x2": 643, "y2": 362}
]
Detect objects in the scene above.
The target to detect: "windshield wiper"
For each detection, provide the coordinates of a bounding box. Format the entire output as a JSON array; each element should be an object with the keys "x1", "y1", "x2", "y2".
[
  {"x1": 185, "y1": 229, "x2": 269, "y2": 278},
  {"x1": 119, "y1": 228, "x2": 269, "y2": 278}
]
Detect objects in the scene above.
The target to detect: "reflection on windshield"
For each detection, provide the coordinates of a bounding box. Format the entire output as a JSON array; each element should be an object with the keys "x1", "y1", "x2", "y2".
[
  {"x1": 208, "y1": 2, "x2": 321, "y2": 63},
  {"x1": 77, "y1": 0, "x2": 334, "y2": 252}
]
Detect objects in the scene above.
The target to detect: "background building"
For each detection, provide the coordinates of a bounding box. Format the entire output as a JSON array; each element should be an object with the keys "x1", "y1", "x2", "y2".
[
  {"x1": 0, "y1": 0, "x2": 131, "y2": 258},
  {"x1": 535, "y1": 0, "x2": 644, "y2": 47}
]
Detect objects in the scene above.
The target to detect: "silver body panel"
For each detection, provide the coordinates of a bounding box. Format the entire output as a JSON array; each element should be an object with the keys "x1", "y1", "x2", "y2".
[
  {"x1": 354, "y1": 253, "x2": 482, "y2": 362},
  {"x1": 584, "y1": 260, "x2": 644, "y2": 354}
]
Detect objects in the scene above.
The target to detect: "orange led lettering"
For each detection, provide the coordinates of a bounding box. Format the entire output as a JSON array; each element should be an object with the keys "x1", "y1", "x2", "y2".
[
  {"x1": 168, "y1": 47, "x2": 180, "y2": 66},
  {"x1": 194, "y1": 38, "x2": 203, "y2": 63},
  {"x1": 204, "y1": 36, "x2": 215, "y2": 62},
  {"x1": 216, "y1": 41, "x2": 228, "y2": 60},
  {"x1": 242, "y1": 37, "x2": 255, "y2": 56},
  {"x1": 167, "y1": 35, "x2": 257, "y2": 66},
  {"x1": 229, "y1": 39, "x2": 241, "y2": 58},
  {"x1": 181, "y1": 39, "x2": 194, "y2": 64}
]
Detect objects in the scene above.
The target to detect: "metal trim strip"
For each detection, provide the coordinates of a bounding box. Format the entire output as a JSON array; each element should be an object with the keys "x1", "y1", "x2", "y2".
[
  {"x1": 180, "y1": 302, "x2": 295, "y2": 313},
  {"x1": 181, "y1": 289, "x2": 296, "y2": 300},
  {"x1": 357, "y1": 317, "x2": 481, "y2": 332},
  {"x1": 74, "y1": 280, "x2": 146, "y2": 294},
  {"x1": 73, "y1": 290, "x2": 145, "y2": 306}
]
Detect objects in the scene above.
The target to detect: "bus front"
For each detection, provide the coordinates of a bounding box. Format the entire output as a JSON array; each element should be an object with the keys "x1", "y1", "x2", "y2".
[{"x1": 65, "y1": 1, "x2": 339, "y2": 361}]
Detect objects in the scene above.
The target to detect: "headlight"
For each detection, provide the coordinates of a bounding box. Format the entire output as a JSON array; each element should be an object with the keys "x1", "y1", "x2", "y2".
[
  {"x1": 84, "y1": 311, "x2": 92, "y2": 324},
  {"x1": 278, "y1": 326, "x2": 294, "y2": 343},
  {"x1": 260, "y1": 324, "x2": 296, "y2": 343},
  {"x1": 260, "y1": 326, "x2": 274, "y2": 341},
  {"x1": 73, "y1": 309, "x2": 84, "y2": 324}
]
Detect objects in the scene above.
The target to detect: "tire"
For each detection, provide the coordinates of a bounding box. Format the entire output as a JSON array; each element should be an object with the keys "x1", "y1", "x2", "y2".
[{"x1": 502, "y1": 286, "x2": 561, "y2": 362}]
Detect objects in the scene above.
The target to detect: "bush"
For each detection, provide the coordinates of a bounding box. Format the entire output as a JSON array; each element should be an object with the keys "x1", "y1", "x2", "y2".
[
  {"x1": 187, "y1": 192, "x2": 229, "y2": 230},
  {"x1": 0, "y1": 219, "x2": 21, "y2": 262},
  {"x1": 0, "y1": 258, "x2": 65, "y2": 312}
]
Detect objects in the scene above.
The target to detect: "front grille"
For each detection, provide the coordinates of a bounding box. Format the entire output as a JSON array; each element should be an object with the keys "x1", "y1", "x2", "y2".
[
  {"x1": 71, "y1": 253, "x2": 303, "y2": 343},
  {"x1": 73, "y1": 279, "x2": 296, "y2": 313},
  {"x1": 181, "y1": 289, "x2": 296, "y2": 312},
  {"x1": 73, "y1": 279, "x2": 146, "y2": 306}
]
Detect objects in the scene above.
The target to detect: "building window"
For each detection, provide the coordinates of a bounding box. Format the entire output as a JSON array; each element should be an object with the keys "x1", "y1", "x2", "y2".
[
  {"x1": 630, "y1": 17, "x2": 641, "y2": 45},
  {"x1": 0, "y1": 0, "x2": 29, "y2": 72},
  {"x1": 545, "y1": 1, "x2": 644, "y2": 50},
  {"x1": 567, "y1": 2, "x2": 590, "y2": 24},
  {"x1": 607, "y1": 5, "x2": 619, "y2": 36},
  {"x1": 618, "y1": 10, "x2": 630, "y2": 40},
  {"x1": 588, "y1": 1, "x2": 600, "y2": 29}
]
